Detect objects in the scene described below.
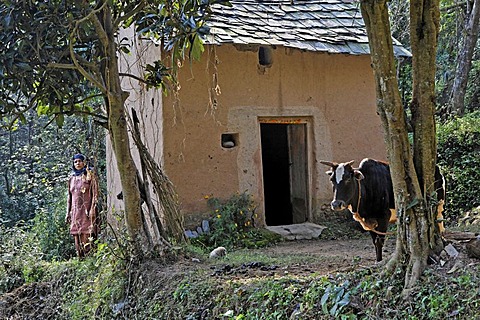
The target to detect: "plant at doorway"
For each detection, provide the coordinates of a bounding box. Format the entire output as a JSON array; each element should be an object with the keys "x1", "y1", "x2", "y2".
[{"x1": 191, "y1": 192, "x2": 281, "y2": 251}]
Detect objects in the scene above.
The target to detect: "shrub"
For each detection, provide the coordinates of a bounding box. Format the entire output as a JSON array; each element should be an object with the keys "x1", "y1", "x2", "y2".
[
  {"x1": 30, "y1": 198, "x2": 76, "y2": 261},
  {"x1": 0, "y1": 225, "x2": 44, "y2": 294},
  {"x1": 192, "y1": 192, "x2": 280, "y2": 251},
  {"x1": 437, "y1": 111, "x2": 480, "y2": 222}
]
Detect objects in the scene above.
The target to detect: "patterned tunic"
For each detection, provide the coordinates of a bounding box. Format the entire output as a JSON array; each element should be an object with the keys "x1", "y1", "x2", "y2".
[{"x1": 67, "y1": 170, "x2": 98, "y2": 235}]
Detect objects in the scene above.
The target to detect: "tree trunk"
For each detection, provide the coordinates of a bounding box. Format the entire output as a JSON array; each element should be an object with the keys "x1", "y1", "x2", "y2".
[
  {"x1": 95, "y1": 6, "x2": 175, "y2": 257},
  {"x1": 86, "y1": 6, "x2": 187, "y2": 257},
  {"x1": 450, "y1": 0, "x2": 480, "y2": 116},
  {"x1": 360, "y1": 0, "x2": 440, "y2": 292},
  {"x1": 409, "y1": 0, "x2": 444, "y2": 269},
  {"x1": 104, "y1": 31, "x2": 148, "y2": 255}
]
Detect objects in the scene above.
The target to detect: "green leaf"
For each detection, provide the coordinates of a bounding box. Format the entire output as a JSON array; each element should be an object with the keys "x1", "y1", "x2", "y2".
[
  {"x1": 321, "y1": 287, "x2": 330, "y2": 306},
  {"x1": 406, "y1": 198, "x2": 419, "y2": 210},
  {"x1": 189, "y1": 35, "x2": 204, "y2": 61},
  {"x1": 37, "y1": 104, "x2": 50, "y2": 116},
  {"x1": 18, "y1": 113, "x2": 27, "y2": 124},
  {"x1": 55, "y1": 113, "x2": 64, "y2": 127}
]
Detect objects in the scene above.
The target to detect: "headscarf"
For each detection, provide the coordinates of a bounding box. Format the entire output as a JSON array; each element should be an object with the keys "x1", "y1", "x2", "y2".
[
  {"x1": 72, "y1": 154, "x2": 87, "y2": 176},
  {"x1": 73, "y1": 154, "x2": 85, "y2": 161}
]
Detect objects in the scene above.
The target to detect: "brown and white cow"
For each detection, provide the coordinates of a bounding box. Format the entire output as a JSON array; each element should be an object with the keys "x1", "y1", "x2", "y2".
[{"x1": 321, "y1": 158, "x2": 445, "y2": 262}]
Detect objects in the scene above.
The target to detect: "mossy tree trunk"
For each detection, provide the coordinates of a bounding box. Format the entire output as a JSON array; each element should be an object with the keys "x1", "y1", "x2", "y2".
[
  {"x1": 360, "y1": 0, "x2": 442, "y2": 292},
  {"x1": 409, "y1": 0, "x2": 444, "y2": 286}
]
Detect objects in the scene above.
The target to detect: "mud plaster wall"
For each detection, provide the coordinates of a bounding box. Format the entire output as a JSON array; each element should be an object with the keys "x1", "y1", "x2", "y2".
[{"x1": 163, "y1": 45, "x2": 387, "y2": 228}]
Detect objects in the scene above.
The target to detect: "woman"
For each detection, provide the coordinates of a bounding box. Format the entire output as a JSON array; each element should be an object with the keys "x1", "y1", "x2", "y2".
[{"x1": 65, "y1": 153, "x2": 99, "y2": 258}]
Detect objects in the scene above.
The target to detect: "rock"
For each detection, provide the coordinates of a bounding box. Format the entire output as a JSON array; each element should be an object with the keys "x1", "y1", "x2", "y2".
[
  {"x1": 266, "y1": 222, "x2": 327, "y2": 240},
  {"x1": 443, "y1": 243, "x2": 459, "y2": 259},
  {"x1": 222, "y1": 141, "x2": 235, "y2": 148},
  {"x1": 466, "y1": 238, "x2": 480, "y2": 259},
  {"x1": 184, "y1": 230, "x2": 198, "y2": 238},
  {"x1": 202, "y1": 220, "x2": 210, "y2": 233},
  {"x1": 209, "y1": 246, "x2": 227, "y2": 258}
]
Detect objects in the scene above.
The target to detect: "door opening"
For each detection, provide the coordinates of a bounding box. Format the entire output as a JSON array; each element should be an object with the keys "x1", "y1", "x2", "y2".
[{"x1": 260, "y1": 122, "x2": 309, "y2": 226}]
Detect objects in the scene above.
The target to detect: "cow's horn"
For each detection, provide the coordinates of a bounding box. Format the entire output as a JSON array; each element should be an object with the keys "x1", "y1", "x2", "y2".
[
  {"x1": 346, "y1": 160, "x2": 355, "y2": 166},
  {"x1": 319, "y1": 161, "x2": 337, "y2": 167}
]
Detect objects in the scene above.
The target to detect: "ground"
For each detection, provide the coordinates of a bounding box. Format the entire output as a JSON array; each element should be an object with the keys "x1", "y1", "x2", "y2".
[
  {"x1": 181, "y1": 209, "x2": 396, "y2": 278},
  {"x1": 0, "y1": 235, "x2": 391, "y2": 319},
  {"x1": 1, "y1": 210, "x2": 478, "y2": 319}
]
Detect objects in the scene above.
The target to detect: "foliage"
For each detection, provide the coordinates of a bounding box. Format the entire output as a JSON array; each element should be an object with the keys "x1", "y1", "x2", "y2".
[
  {"x1": 0, "y1": 225, "x2": 45, "y2": 294},
  {"x1": 30, "y1": 199, "x2": 76, "y2": 262},
  {"x1": 458, "y1": 205, "x2": 480, "y2": 228},
  {"x1": 436, "y1": 0, "x2": 465, "y2": 105},
  {"x1": 125, "y1": 259, "x2": 480, "y2": 319},
  {"x1": 437, "y1": 111, "x2": 480, "y2": 221},
  {"x1": 0, "y1": 114, "x2": 105, "y2": 227},
  {"x1": 464, "y1": 58, "x2": 480, "y2": 113},
  {"x1": 390, "y1": 0, "x2": 480, "y2": 116},
  {"x1": 1, "y1": 0, "x2": 232, "y2": 252},
  {"x1": 0, "y1": 0, "x2": 230, "y2": 123},
  {"x1": 57, "y1": 243, "x2": 128, "y2": 319},
  {"x1": 2, "y1": 235, "x2": 480, "y2": 319},
  {"x1": 0, "y1": 114, "x2": 105, "y2": 291},
  {"x1": 192, "y1": 193, "x2": 281, "y2": 251},
  {"x1": 320, "y1": 281, "x2": 355, "y2": 318}
]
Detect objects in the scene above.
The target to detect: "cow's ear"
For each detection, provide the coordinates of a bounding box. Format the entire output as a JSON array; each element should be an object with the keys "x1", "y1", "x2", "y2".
[
  {"x1": 354, "y1": 170, "x2": 364, "y2": 180},
  {"x1": 325, "y1": 170, "x2": 333, "y2": 176}
]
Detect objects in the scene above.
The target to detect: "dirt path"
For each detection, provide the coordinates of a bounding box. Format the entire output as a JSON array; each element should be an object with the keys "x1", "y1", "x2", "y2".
[{"x1": 202, "y1": 235, "x2": 397, "y2": 280}]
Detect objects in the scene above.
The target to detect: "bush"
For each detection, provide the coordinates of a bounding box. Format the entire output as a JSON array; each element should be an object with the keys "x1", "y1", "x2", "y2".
[
  {"x1": 437, "y1": 111, "x2": 480, "y2": 222},
  {"x1": 192, "y1": 192, "x2": 281, "y2": 251},
  {"x1": 0, "y1": 225, "x2": 44, "y2": 294},
  {"x1": 30, "y1": 198, "x2": 76, "y2": 261}
]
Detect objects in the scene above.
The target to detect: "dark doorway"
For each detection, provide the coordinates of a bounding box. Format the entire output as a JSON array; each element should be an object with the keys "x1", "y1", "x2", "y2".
[{"x1": 260, "y1": 123, "x2": 309, "y2": 226}]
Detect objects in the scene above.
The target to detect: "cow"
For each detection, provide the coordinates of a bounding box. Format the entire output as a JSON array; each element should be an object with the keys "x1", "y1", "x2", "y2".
[{"x1": 320, "y1": 158, "x2": 445, "y2": 262}]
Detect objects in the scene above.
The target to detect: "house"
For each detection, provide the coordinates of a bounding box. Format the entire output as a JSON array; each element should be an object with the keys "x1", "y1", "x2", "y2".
[{"x1": 109, "y1": 0, "x2": 410, "y2": 229}]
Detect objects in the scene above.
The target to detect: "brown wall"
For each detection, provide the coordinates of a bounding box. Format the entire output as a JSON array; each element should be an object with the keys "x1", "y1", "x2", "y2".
[{"x1": 162, "y1": 45, "x2": 386, "y2": 227}]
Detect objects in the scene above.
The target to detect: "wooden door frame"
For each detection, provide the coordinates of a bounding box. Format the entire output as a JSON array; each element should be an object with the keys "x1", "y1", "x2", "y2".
[{"x1": 258, "y1": 117, "x2": 311, "y2": 225}]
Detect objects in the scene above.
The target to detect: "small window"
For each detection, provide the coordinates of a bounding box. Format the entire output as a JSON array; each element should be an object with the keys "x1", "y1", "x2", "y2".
[
  {"x1": 221, "y1": 133, "x2": 238, "y2": 148},
  {"x1": 258, "y1": 46, "x2": 273, "y2": 66}
]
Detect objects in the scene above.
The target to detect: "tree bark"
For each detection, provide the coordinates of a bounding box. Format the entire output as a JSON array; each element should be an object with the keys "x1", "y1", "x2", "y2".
[
  {"x1": 102, "y1": 10, "x2": 148, "y2": 255},
  {"x1": 97, "y1": 6, "x2": 188, "y2": 256},
  {"x1": 410, "y1": 0, "x2": 444, "y2": 273},
  {"x1": 360, "y1": 0, "x2": 441, "y2": 292},
  {"x1": 450, "y1": 0, "x2": 480, "y2": 116}
]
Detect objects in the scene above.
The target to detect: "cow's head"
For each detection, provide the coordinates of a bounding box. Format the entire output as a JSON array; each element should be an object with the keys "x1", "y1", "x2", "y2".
[{"x1": 320, "y1": 160, "x2": 364, "y2": 211}]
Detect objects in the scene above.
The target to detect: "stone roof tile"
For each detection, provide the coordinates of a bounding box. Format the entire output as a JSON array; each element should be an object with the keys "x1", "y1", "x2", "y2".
[{"x1": 205, "y1": 0, "x2": 410, "y2": 57}]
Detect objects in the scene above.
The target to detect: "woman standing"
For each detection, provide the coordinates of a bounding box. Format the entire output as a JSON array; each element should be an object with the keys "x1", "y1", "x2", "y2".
[{"x1": 65, "y1": 154, "x2": 99, "y2": 258}]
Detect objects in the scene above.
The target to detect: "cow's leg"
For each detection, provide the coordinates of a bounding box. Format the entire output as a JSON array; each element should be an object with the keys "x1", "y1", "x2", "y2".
[
  {"x1": 371, "y1": 215, "x2": 389, "y2": 262},
  {"x1": 370, "y1": 231, "x2": 384, "y2": 262},
  {"x1": 437, "y1": 199, "x2": 445, "y2": 234}
]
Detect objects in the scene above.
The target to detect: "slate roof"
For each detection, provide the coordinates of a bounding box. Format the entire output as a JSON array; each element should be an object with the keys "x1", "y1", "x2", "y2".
[{"x1": 204, "y1": 0, "x2": 410, "y2": 57}]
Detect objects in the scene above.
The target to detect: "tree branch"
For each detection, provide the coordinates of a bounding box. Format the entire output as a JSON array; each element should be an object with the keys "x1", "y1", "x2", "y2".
[
  {"x1": 441, "y1": 1, "x2": 466, "y2": 12},
  {"x1": 74, "y1": 0, "x2": 110, "y2": 48},
  {"x1": 69, "y1": 27, "x2": 107, "y2": 95},
  {"x1": 46, "y1": 63, "x2": 77, "y2": 70},
  {"x1": 119, "y1": 72, "x2": 151, "y2": 86},
  {"x1": 113, "y1": 0, "x2": 147, "y2": 29}
]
